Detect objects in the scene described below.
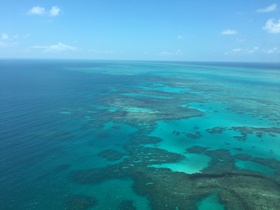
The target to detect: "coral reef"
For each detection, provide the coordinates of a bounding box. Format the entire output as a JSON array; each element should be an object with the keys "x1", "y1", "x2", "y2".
[
  {"x1": 64, "y1": 72, "x2": 280, "y2": 209},
  {"x1": 118, "y1": 200, "x2": 137, "y2": 210},
  {"x1": 171, "y1": 130, "x2": 202, "y2": 139},
  {"x1": 97, "y1": 149, "x2": 124, "y2": 161},
  {"x1": 206, "y1": 126, "x2": 280, "y2": 141},
  {"x1": 65, "y1": 194, "x2": 98, "y2": 210},
  {"x1": 70, "y1": 142, "x2": 280, "y2": 209},
  {"x1": 235, "y1": 154, "x2": 252, "y2": 161}
]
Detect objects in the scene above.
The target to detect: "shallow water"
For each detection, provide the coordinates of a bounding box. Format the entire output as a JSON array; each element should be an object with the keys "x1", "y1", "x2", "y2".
[{"x1": 0, "y1": 60, "x2": 280, "y2": 209}]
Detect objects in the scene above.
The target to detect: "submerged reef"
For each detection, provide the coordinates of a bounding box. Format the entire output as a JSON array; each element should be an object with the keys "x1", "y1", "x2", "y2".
[
  {"x1": 59, "y1": 76, "x2": 206, "y2": 145},
  {"x1": 206, "y1": 126, "x2": 280, "y2": 141},
  {"x1": 171, "y1": 130, "x2": 202, "y2": 139},
  {"x1": 90, "y1": 93, "x2": 204, "y2": 128},
  {"x1": 65, "y1": 194, "x2": 98, "y2": 210},
  {"x1": 235, "y1": 153, "x2": 280, "y2": 173},
  {"x1": 235, "y1": 154, "x2": 252, "y2": 161},
  {"x1": 185, "y1": 131, "x2": 202, "y2": 139},
  {"x1": 63, "y1": 73, "x2": 280, "y2": 209},
  {"x1": 118, "y1": 200, "x2": 137, "y2": 210},
  {"x1": 69, "y1": 139, "x2": 280, "y2": 210},
  {"x1": 71, "y1": 146, "x2": 184, "y2": 185},
  {"x1": 97, "y1": 149, "x2": 124, "y2": 161},
  {"x1": 228, "y1": 98, "x2": 280, "y2": 124}
]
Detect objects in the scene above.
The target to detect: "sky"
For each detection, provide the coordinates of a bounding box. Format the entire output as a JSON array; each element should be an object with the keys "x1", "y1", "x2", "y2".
[{"x1": 0, "y1": 0, "x2": 280, "y2": 62}]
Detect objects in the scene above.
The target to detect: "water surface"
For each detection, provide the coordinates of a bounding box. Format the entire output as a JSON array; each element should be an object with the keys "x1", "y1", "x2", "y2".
[{"x1": 0, "y1": 60, "x2": 280, "y2": 209}]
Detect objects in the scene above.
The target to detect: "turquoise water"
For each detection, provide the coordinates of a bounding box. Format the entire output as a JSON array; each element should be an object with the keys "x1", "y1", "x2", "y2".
[{"x1": 0, "y1": 60, "x2": 280, "y2": 209}]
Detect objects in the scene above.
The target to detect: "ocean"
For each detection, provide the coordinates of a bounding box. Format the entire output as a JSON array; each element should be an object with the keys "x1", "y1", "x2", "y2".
[{"x1": 0, "y1": 60, "x2": 280, "y2": 209}]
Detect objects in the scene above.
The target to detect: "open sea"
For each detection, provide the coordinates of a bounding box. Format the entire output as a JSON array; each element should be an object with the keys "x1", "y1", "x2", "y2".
[{"x1": 0, "y1": 60, "x2": 280, "y2": 210}]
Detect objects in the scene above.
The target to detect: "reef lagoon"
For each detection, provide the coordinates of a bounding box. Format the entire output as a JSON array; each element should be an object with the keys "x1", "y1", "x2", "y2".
[{"x1": 0, "y1": 60, "x2": 280, "y2": 210}]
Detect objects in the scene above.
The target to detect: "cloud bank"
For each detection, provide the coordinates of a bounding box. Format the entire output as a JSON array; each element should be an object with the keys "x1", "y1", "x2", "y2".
[
  {"x1": 177, "y1": 35, "x2": 185, "y2": 39},
  {"x1": 1, "y1": 33, "x2": 9, "y2": 40},
  {"x1": 28, "y1": 6, "x2": 46, "y2": 15},
  {"x1": 263, "y1": 19, "x2": 280, "y2": 33},
  {"x1": 226, "y1": 46, "x2": 279, "y2": 55},
  {"x1": 32, "y1": 43, "x2": 76, "y2": 52},
  {"x1": 0, "y1": 32, "x2": 18, "y2": 48},
  {"x1": 256, "y1": 4, "x2": 277, "y2": 13},
  {"x1": 49, "y1": 6, "x2": 60, "y2": 17},
  {"x1": 221, "y1": 29, "x2": 238, "y2": 35},
  {"x1": 28, "y1": 5, "x2": 60, "y2": 17}
]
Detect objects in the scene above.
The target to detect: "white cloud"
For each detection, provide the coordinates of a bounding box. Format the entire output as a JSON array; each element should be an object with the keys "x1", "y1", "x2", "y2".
[
  {"x1": 160, "y1": 50, "x2": 183, "y2": 56},
  {"x1": 0, "y1": 33, "x2": 19, "y2": 48},
  {"x1": 265, "y1": 47, "x2": 280, "y2": 54},
  {"x1": 263, "y1": 19, "x2": 280, "y2": 33},
  {"x1": 175, "y1": 50, "x2": 183, "y2": 55},
  {"x1": 1, "y1": 33, "x2": 9, "y2": 40},
  {"x1": 256, "y1": 4, "x2": 277, "y2": 13},
  {"x1": 160, "y1": 51, "x2": 172, "y2": 56},
  {"x1": 177, "y1": 35, "x2": 185, "y2": 39},
  {"x1": 225, "y1": 48, "x2": 242, "y2": 55},
  {"x1": 13, "y1": 34, "x2": 19, "y2": 39},
  {"x1": 1, "y1": 33, "x2": 19, "y2": 40},
  {"x1": 49, "y1": 6, "x2": 60, "y2": 17},
  {"x1": 88, "y1": 49, "x2": 125, "y2": 56},
  {"x1": 235, "y1": 38, "x2": 245, "y2": 43},
  {"x1": 221, "y1": 29, "x2": 238, "y2": 35},
  {"x1": 88, "y1": 49, "x2": 115, "y2": 54},
  {"x1": 231, "y1": 48, "x2": 242, "y2": 53},
  {"x1": 28, "y1": 6, "x2": 46, "y2": 15},
  {"x1": 32, "y1": 42, "x2": 76, "y2": 52},
  {"x1": 226, "y1": 46, "x2": 280, "y2": 55},
  {"x1": 0, "y1": 41, "x2": 6, "y2": 47},
  {"x1": 0, "y1": 40, "x2": 17, "y2": 48},
  {"x1": 248, "y1": 46, "x2": 259, "y2": 54},
  {"x1": 28, "y1": 5, "x2": 61, "y2": 17},
  {"x1": 24, "y1": 34, "x2": 31, "y2": 39}
]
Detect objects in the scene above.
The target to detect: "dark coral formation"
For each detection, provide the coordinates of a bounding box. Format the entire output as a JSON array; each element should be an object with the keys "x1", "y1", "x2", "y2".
[
  {"x1": 186, "y1": 146, "x2": 209, "y2": 154},
  {"x1": 82, "y1": 92, "x2": 204, "y2": 128},
  {"x1": 185, "y1": 131, "x2": 202, "y2": 139},
  {"x1": 63, "y1": 70, "x2": 280, "y2": 210},
  {"x1": 206, "y1": 126, "x2": 280, "y2": 141},
  {"x1": 104, "y1": 96, "x2": 203, "y2": 123},
  {"x1": 69, "y1": 140, "x2": 280, "y2": 210},
  {"x1": 231, "y1": 126, "x2": 280, "y2": 140},
  {"x1": 66, "y1": 94, "x2": 280, "y2": 209},
  {"x1": 206, "y1": 127, "x2": 227, "y2": 134},
  {"x1": 128, "y1": 135, "x2": 162, "y2": 145},
  {"x1": 227, "y1": 98, "x2": 280, "y2": 124},
  {"x1": 187, "y1": 147, "x2": 237, "y2": 174},
  {"x1": 118, "y1": 200, "x2": 137, "y2": 210},
  {"x1": 71, "y1": 147, "x2": 184, "y2": 185},
  {"x1": 235, "y1": 154, "x2": 252, "y2": 161},
  {"x1": 97, "y1": 149, "x2": 124, "y2": 161},
  {"x1": 65, "y1": 194, "x2": 98, "y2": 210},
  {"x1": 112, "y1": 125, "x2": 122, "y2": 129},
  {"x1": 171, "y1": 130, "x2": 202, "y2": 139},
  {"x1": 235, "y1": 153, "x2": 280, "y2": 173},
  {"x1": 172, "y1": 130, "x2": 181, "y2": 136}
]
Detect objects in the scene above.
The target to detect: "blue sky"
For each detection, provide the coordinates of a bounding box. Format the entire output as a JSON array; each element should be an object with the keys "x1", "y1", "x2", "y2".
[{"x1": 0, "y1": 0, "x2": 279, "y2": 62}]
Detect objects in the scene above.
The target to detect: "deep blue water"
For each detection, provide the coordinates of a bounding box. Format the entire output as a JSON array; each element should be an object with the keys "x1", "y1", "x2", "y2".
[{"x1": 0, "y1": 60, "x2": 280, "y2": 210}]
